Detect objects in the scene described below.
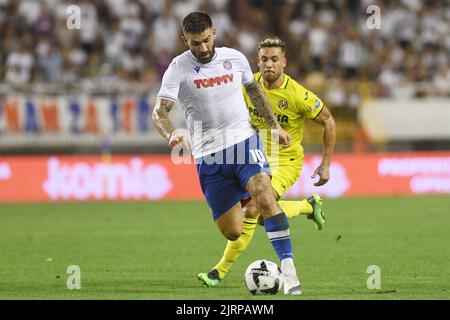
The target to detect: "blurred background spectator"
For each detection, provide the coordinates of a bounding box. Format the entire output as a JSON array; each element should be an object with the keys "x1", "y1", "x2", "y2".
[{"x1": 1, "y1": 0, "x2": 448, "y2": 97}]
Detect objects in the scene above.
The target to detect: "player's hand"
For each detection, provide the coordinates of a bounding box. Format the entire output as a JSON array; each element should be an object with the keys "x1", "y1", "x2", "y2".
[
  {"x1": 168, "y1": 133, "x2": 188, "y2": 149},
  {"x1": 271, "y1": 128, "x2": 291, "y2": 147},
  {"x1": 311, "y1": 162, "x2": 330, "y2": 186}
]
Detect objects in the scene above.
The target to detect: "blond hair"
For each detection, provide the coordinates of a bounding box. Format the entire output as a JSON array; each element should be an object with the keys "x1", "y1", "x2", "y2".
[{"x1": 257, "y1": 37, "x2": 286, "y2": 53}]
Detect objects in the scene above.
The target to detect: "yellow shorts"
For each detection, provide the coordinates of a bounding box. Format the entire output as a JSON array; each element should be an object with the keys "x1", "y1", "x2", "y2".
[{"x1": 270, "y1": 161, "x2": 302, "y2": 198}]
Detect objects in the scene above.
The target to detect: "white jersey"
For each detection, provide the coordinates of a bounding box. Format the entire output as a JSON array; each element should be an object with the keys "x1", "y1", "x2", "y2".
[{"x1": 157, "y1": 47, "x2": 256, "y2": 159}]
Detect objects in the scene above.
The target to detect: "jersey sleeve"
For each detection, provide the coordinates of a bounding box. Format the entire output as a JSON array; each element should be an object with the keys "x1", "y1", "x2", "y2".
[
  {"x1": 157, "y1": 59, "x2": 181, "y2": 102},
  {"x1": 236, "y1": 51, "x2": 254, "y2": 85},
  {"x1": 294, "y1": 83, "x2": 324, "y2": 119}
]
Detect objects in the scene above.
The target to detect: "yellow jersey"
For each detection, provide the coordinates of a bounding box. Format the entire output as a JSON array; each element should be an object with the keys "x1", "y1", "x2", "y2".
[{"x1": 243, "y1": 72, "x2": 324, "y2": 165}]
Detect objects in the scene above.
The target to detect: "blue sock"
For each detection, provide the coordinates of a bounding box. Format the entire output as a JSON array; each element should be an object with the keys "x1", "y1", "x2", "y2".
[{"x1": 264, "y1": 212, "x2": 293, "y2": 261}]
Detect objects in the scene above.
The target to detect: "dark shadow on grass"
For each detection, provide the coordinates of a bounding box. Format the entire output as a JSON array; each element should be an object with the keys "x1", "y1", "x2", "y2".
[{"x1": 367, "y1": 290, "x2": 397, "y2": 294}]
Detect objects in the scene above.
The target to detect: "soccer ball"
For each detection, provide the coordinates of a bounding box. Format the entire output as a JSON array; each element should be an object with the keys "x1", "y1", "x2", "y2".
[{"x1": 244, "y1": 259, "x2": 282, "y2": 295}]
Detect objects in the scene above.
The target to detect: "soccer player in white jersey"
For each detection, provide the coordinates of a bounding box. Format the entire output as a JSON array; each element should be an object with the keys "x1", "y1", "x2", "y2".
[{"x1": 152, "y1": 12, "x2": 302, "y2": 295}]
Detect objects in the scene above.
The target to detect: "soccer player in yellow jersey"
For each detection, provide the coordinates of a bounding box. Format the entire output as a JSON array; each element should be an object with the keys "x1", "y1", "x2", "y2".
[{"x1": 198, "y1": 37, "x2": 336, "y2": 288}]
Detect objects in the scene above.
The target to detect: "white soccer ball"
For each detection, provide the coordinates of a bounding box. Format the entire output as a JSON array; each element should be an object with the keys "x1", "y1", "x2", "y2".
[{"x1": 244, "y1": 259, "x2": 282, "y2": 295}]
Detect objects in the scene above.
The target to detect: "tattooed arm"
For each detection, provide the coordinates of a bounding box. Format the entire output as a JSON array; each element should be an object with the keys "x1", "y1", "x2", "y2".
[
  {"x1": 152, "y1": 98, "x2": 175, "y2": 141},
  {"x1": 244, "y1": 80, "x2": 279, "y2": 129},
  {"x1": 152, "y1": 98, "x2": 186, "y2": 149},
  {"x1": 244, "y1": 80, "x2": 291, "y2": 146}
]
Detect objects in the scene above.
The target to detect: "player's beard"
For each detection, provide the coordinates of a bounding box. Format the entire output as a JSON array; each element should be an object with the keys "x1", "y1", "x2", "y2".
[{"x1": 193, "y1": 46, "x2": 216, "y2": 64}]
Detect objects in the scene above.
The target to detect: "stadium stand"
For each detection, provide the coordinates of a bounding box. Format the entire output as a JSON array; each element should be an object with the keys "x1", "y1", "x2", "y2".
[{"x1": 0, "y1": 0, "x2": 449, "y2": 154}]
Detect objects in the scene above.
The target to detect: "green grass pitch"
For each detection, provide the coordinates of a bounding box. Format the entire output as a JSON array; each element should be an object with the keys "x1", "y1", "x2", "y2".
[{"x1": 0, "y1": 196, "x2": 449, "y2": 300}]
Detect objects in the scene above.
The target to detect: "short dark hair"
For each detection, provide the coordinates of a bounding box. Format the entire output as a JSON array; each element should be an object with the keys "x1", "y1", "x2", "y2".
[
  {"x1": 182, "y1": 12, "x2": 213, "y2": 34},
  {"x1": 257, "y1": 37, "x2": 286, "y2": 53}
]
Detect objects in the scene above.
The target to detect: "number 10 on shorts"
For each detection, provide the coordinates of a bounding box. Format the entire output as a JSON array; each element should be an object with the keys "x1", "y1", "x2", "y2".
[{"x1": 250, "y1": 149, "x2": 266, "y2": 164}]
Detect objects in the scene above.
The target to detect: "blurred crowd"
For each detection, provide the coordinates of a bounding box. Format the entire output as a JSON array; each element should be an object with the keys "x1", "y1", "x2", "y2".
[{"x1": 0, "y1": 0, "x2": 449, "y2": 110}]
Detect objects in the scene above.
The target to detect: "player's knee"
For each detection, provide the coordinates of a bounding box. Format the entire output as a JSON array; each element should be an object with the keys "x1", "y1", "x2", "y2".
[
  {"x1": 223, "y1": 229, "x2": 241, "y2": 241},
  {"x1": 248, "y1": 174, "x2": 278, "y2": 215},
  {"x1": 255, "y1": 192, "x2": 277, "y2": 215},
  {"x1": 243, "y1": 203, "x2": 259, "y2": 219}
]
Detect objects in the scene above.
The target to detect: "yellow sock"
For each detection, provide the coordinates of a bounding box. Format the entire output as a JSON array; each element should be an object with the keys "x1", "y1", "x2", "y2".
[
  {"x1": 279, "y1": 200, "x2": 313, "y2": 219},
  {"x1": 213, "y1": 217, "x2": 257, "y2": 279}
]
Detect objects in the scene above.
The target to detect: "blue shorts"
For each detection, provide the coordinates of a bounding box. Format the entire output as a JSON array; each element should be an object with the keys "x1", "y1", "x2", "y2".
[{"x1": 195, "y1": 134, "x2": 271, "y2": 221}]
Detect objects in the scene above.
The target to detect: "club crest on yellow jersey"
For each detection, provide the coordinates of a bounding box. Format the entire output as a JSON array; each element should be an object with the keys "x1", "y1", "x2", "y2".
[{"x1": 278, "y1": 99, "x2": 289, "y2": 110}]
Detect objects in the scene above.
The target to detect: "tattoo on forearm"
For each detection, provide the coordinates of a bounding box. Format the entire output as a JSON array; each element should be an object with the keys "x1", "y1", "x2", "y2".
[
  {"x1": 152, "y1": 98, "x2": 175, "y2": 141},
  {"x1": 245, "y1": 81, "x2": 279, "y2": 129}
]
